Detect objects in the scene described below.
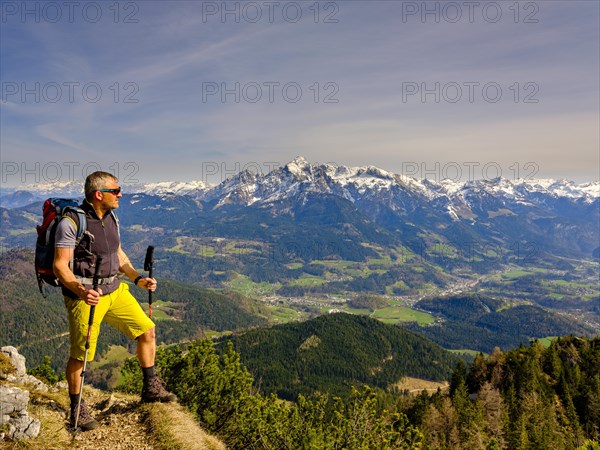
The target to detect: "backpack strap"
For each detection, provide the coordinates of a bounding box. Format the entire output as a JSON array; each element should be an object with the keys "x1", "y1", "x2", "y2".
[
  {"x1": 72, "y1": 207, "x2": 87, "y2": 247},
  {"x1": 61, "y1": 206, "x2": 89, "y2": 273},
  {"x1": 61, "y1": 206, "x2": 88, "y2": 247}
]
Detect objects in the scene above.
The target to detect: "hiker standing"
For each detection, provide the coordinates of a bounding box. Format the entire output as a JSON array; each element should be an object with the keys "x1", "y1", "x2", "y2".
[{"x1": 53, "y1": 171, "x2": 176, "y2": 431}]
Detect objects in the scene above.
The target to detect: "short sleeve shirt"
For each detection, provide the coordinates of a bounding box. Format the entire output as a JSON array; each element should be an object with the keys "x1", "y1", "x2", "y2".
[{"x1": 55, "y1": 217, "x2": 78, "y2": 248}]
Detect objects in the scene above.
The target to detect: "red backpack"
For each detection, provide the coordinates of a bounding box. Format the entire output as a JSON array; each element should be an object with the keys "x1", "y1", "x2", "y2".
[{"x1": 34, "y1": 198, "x2": 87, "y2": 297}]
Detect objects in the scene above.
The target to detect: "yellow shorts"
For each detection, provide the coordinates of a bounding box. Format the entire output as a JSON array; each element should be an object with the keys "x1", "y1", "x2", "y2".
[{"x1": 64, "y1": 282, "x2": 155, "y2": 362}]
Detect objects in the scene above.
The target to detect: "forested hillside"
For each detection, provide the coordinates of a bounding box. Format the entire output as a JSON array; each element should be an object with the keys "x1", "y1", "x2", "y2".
[
  {"x1": 408, "y1": 335, "x2": 600, "y2": 449},
  {"x1": 403, "y1": 294, "x2": 595, "y2": 353},
  {"x1": 120, "y1": 334, "x2": 600, "y2": 449},
  {"x1": 219, "y1": 313, "x2": 462, "y2": 399}
]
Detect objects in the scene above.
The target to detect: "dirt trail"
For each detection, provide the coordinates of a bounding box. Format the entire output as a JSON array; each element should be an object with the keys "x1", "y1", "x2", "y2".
[{"x1": 6, "y1": 387, "x2": 225, "y2": 450}]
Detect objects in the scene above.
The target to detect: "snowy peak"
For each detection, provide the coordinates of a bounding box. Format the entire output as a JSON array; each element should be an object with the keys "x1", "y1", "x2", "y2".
[
  {"x1": 139, "y1": 180, "x2": 209, "y2": 197},
  {"x1": 1, "y1": 158, "x2": 598, "y2": 213},
  {"x1": 283, "y1": 156, "x2": 311, "y2": 179}
]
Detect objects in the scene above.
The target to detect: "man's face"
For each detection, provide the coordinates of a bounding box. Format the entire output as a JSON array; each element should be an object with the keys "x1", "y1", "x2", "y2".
[{"x1": 98, "y1": 180, "x2": 122, "y2": 210}]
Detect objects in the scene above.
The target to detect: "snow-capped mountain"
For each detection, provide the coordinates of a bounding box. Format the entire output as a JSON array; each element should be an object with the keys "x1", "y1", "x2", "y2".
[
  {"x1": 2, "y1": 157, "x2": 598, "y2": 261},
  {"x1": 189, "y1": 156, "x2": 597, "y2": 216},
  {"x1": 2, "y1": 156, "x2": 597, "y2": 211}
]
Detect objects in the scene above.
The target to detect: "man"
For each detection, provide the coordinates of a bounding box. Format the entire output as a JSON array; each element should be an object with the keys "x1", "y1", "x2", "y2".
[{"x1": 53, "y1": 171, "x2": 176, "y2": 431}]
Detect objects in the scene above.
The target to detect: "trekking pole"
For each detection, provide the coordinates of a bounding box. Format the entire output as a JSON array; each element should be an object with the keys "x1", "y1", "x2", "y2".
[
  {"x1": 74, "y1": 255, "x2": 103, "y2": 431},
  {"x1": 144, "y1": 245, "x2": 154, "y2": 318}
]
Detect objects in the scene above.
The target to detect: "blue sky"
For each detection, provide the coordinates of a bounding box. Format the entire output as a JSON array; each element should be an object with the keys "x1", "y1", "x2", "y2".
[{"x1": 1, "y1": 1, "x2": 598, "y2": 187}]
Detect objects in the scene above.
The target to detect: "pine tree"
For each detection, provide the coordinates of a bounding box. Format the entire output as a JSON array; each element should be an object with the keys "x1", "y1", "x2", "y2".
[
  {"x1": 478, "y1": 382, "x2": 506, "y2": 449},
  {"x1": 422, "y1": 398, "x2": 461, "y2": 450},
  {"x1": 468, "y1": 352, "x2": 488, "y2": 393}
]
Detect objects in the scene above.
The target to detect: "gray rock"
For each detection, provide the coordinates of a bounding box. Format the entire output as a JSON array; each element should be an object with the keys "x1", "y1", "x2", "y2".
[
  {"x1": 0, "y1": 350, "x2": 42, "y2": 441},
  {"x1": 50, "y1": 381, "x2": 68, "y2": 393},
  {"x1": 0, "y1": 386, "x2": 41, "y2": 440},
  {"x1": 0, "y1": 347, "x2": 48, "y2": 392},
  {"x1": 0, "y1": 385, "x2": 29, "y2": 419},
  {"x1": 0, "y1": 346, "x2": 26, "y2": 377},
  {"x1": 8, "y1": 414, "x2": 41, "y2": 440},
  {"x1": 20, "y1": 374, "x2": 49, "y2": 392}
]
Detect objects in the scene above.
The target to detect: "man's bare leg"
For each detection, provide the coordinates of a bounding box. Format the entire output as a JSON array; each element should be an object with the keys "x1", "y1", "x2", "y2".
[{"x1": 137, "y1": 327, "x2": 176, "y2": 403}]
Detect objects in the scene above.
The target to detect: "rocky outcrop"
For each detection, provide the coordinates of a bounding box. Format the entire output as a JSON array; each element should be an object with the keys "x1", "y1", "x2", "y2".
[
  {"x1": 0, "y1": 346, "x2": 47, "y2": 392},
  {"x1": 1, "y1": 346, "x2": 26, "y2": 376},
  {"x1": 0, "y1": 385, "x2": 41, "y2": 440},
  {"x1": 0, "y1": 346, "x2": 42, "y2": 440}
]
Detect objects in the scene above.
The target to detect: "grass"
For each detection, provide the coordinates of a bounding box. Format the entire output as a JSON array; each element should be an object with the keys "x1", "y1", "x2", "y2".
[
  {"x1": 228, "y1": 274, "x2": 280, "y2": 297},
  {"x1": 501, "y1": 266, "x2": 553, "y2": 280},
  {"x1": 268, "y1": 305, "x2": 302, "y2": 323},
  {"x1": 167, "y1": 237, "x2": 191, "y2": 254},
  {"x1": 289, "y1": 275, "x2": 325, "y2": 287},
  {"x1": 140, "y1": 300, "x2": 180, "y2": 321},
  {"x1": 204, "y1": 330, "x2": 234, "y2": 339},
  {"x1": 0, "y1": 352, "x2": 15, "y2": 376},
  {"x1": 313, "y1": 260, "x2": 357, "y2": 269},
  {"x1": 371, "y1": 307, "x2": 435, "y2": 325},
  {"x1": 93, "y1": 345, "x2": 133, "y2": 388},
  {"x1": 386, "y1": 280, "x2": 409, "y2": 295},
  {"x1": 17, "y1": 384, "x2": 225, "y2": 450},
  {"x1": 341, "y1": 306, "x2": 371, "y2": 315},
  {"x1": 501, "y1": 269, "x2": 532, "y2": 279},
  {"x1": 146, "y1": 308, "x2": 168, "y2": 321},
  {"x1": 367, "y1": 256, "x2": 392, "y2": 265},
  {"x1": 200, "y1": 246, "x2": 217, "y2": 257},
  {"x1": 449, "y1": 349, "x2": 486, "y2": 357},
  {"x1": 96, "y1": 345, "x2": 132, "y2": 365},
  {"x1": 144, "y1": 402, "x2": 226, "y2": 450},
  {"x1": 393, "y1": 377, "x2": 450, "y2": 394},
  {"x1": 535, "y1": 336, "x2": 558, "y2": 348}
]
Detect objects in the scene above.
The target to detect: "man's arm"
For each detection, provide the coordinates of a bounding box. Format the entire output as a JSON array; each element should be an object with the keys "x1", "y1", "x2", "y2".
[
  {"x1": 53, "y1": 247, "x2": 101, "y2": 304},
  {"x1": 118, "y1": 246, "x2": 156, "y2": 291}
]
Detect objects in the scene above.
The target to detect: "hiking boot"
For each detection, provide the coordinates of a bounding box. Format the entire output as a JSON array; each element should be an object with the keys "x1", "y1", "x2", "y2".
[
  {"x1": 141, "y1": 376, "x2": 177, "y2": 403},
  {"x1": 70, "y1": 399, "x2": 100, "y2": 431}
]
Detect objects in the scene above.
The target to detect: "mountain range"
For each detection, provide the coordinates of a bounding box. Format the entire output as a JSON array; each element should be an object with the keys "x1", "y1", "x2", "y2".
[
  {"x1": 2, "y1": 156, "x2": 598, "y2": 207},
  {"x1": 2, "y1": 157, "x2": 598, "y2": 263}
]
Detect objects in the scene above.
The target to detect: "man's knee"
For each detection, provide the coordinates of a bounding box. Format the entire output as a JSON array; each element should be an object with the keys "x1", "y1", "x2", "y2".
[
  {"x1": 66, "y1": 357, "x2": 83, "y2": 372},
  {"x1": 137, "y1": 327, "x2": 156, "y2": 342}
]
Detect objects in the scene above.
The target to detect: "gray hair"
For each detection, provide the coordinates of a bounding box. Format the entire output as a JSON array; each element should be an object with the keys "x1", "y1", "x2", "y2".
[{"x1": 84, "y1": 171, "x2": 118, "y2": 201}]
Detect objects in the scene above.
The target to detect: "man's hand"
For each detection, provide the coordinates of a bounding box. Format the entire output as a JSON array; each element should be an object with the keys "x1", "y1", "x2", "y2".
[
  {"x1": 84, "y1": 288, "x2": 103, "y2": 305},
  {"x1": 137, "y1": 277, "x2": 157, "y2": 292}
]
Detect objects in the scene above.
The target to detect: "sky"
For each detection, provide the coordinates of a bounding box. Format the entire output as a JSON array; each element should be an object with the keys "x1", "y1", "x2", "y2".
[{"x1": 1, "y1": 0, "x2": 599, "y2": 188}]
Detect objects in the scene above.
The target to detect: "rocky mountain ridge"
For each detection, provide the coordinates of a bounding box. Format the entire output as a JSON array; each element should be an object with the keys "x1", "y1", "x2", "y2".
[
  {"x1": 2, "y1": 157, "x2": 598, "y2": 211},
  {"x1": 2, "y1": 157, "x2": 598, "y2": 263}
]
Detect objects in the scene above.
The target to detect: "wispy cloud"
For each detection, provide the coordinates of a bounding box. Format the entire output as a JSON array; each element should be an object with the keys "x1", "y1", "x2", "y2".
[{"x1": 1, "y1": 1, "x2": 598, "y2": 185}]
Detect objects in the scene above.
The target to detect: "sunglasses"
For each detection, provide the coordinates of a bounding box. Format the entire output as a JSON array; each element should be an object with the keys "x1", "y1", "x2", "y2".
[{"x1": 97, "y1": 187, "x2": 122, "y2": 195}]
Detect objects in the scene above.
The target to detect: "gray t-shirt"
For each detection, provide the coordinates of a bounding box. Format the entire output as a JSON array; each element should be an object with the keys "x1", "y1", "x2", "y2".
[{"x1": 55, "y1": 217, "x2": 78, "y2": 248}]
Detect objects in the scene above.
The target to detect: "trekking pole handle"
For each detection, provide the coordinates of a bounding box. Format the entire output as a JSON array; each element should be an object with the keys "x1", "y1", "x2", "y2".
[
  {"x1": 148, "y1": 264, "x2": 153, "y2": 305},
  {"x1": 144, "y1": 246, "x2": 154, "y2": 316}
]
